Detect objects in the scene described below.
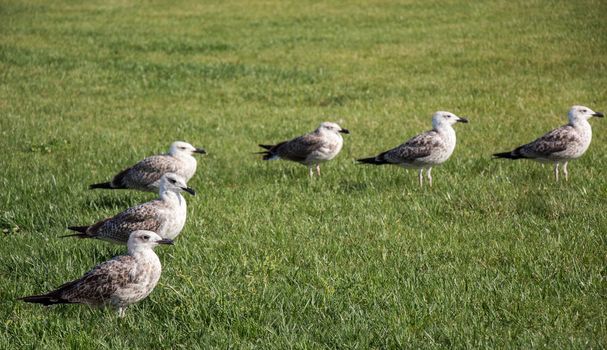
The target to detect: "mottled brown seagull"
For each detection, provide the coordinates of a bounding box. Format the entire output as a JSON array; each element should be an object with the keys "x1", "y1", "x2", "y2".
[
  {"x1": 258, "y1": 122, "x2": 350, "y2": 177},
  {"x1": 493, "y1": 105, "x2": 603, "y2": 181},
  {"x1": 90, "y1": 141, "x2": 206, "y2": 192},
  {"x1": 358, "y1": 111, "x2": 468, "y2": 187},
  {"x1": 66, "y1": 174, "x2": 195, "y2": 244},
  {"x1": 20, "y1": 230, "x2": 172, "y2": 317}
]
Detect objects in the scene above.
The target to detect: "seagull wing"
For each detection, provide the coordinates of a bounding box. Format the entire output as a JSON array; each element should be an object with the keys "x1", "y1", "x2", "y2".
[
  {"x1": 113, "y1": 155, "x2": 179, "y2": 190},
  {"x1": 273, "y1": 134, "x2": 325, "y2": 162},
  {"x1": 57, "y1": 256, "x2": 136, "y2": 304},
  {"x1": 382, "y1": 131, "x2": 441, "y2": 163},
  {"x1": 520, "y1": 125, "x2": 578, "y2": 158},
  {"x1": 93, "y1": 202, "x2": 164, "y2": 243}
]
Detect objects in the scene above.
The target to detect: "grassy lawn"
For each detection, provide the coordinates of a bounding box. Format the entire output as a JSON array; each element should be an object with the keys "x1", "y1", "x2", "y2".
[{"x1": 1, "y1": 0, "x2": 606, "y2": 348}]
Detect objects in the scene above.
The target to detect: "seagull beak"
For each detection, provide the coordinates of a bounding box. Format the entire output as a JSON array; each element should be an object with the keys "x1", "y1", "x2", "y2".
[
  {"x1": 339, "y1": 128, "x2": 350, "y2": 134},
  {"x1": 194, "y1": 147, "x2": 207, "y2": 154},
  {"x1": 157, "y1": 238, "x2": 174, "y2": 245},
  {"x1": 457, "y1": 117, "x2": 469, "y2": 123},
  {"x1": 182, "y1": 187, "x2": 196, "y2": 196},
  {"x1": 592, "y1": 112, "x2": 604, "y2": 118}
]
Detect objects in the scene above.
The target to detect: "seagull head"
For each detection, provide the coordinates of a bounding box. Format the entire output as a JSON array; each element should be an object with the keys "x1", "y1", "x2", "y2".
[
  {"x1": 127, "y1": 230, "x2": 173, "y2": 252},
  {"x1": 169, "y1": 141, "x2": 207, "y2": 157},
  {"x1": 568, "y1": 105, "x2": 603, "y2": 123},
  {"x1": 318, "y1": 122, "x2": 350, "y2": 135},
  {"x1": 432, "y1": 111, "x2": 468, "y2": 129},
  {"x1": 159, "y1": 173, "x2": 196, "y2": 196}
]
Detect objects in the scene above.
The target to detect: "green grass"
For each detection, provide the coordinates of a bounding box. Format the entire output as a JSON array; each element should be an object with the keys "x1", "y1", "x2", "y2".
[{"x1": 1, "y1": 0, "x2": 606, "y2": 348}]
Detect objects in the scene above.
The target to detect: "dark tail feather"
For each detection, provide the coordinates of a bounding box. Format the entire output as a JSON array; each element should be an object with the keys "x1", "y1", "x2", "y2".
[
  {"x1": 256, "y1": 145, "x2": 277, "y2": 160},
  {"x1": 492, "y1": 148, "x2": 526, "y2": 160},
  {"x1": 19, "y1": 294, "x2": 71, "y2": 306},
  {"x1": 61, "y1": 226, "x2": 92, "y2": 239},
  {"x1": 357, "y1": 156, "x2": 388, "y2": 165},
  {"x1": 67, "y1": 225, "x2": 88, "y2": 233},
  {"x1": 89, "y1": 182, "x2": 113, "y2": 190}
]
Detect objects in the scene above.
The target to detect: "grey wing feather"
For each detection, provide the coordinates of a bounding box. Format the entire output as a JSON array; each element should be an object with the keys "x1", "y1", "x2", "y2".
[
  {"x1": 521, "y1": 125, "x2": 578, "y2": 157},
  {"x1": 93, "y1": 201, "x2": 164, "y2": 243},
  {"x1": 114, "y1": 155, "x2": 179, "y2": 190},
  {"x1": 383, "y1": 131, "x2": 441, "y2": 163},
  {"x1": 275, "y1": 134, "x2": 325, "y2": 162},
  {"x1": 59, "y1": 256, "x2": 136, "y2": 304}
]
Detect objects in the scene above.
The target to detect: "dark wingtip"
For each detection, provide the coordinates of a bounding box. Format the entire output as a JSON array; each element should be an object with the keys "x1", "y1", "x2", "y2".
[
  {"x1": 67, "y1": 226, "x2": 88, "y2": 233},
  {"x1": 89, "y1": 182, "x2": 113, "y2": 190},
  {"x1": 60, "y1": 233, "x2": 90, "y2": 239}
]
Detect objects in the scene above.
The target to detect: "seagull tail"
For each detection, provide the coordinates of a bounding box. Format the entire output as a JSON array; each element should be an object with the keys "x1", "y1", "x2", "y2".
[
  {"x1": 256, "y1": 145, "x2": 279, "y2": 160},
  {"x1": 89, "y1": 182, "x2": 114, "y2": 190},
  {"x1": 492, "y1": 148, "x2": 525, "y2": 160},
  {"x1": 61, "y1": 226, "x2": 93, "y2": 239},
  {"x1": 19, "y1": 293, "x2": 71, "y2": 306},
  {"x1": 357, "y1": 156, "x2": 388, "y2": 165},
  {"x1": 259, "y1": 152, "x2": 279, "y2": 161}
]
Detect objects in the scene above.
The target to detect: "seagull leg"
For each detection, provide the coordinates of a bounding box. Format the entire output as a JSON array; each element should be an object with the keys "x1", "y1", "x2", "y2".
[
  {"x1": 316, "y1": 164, "x2": 321, "y2": 177},
  {"x1": 554, "y1": 162, "x2": 559, "y2": 182},
  {"x1": 418, "y1": 168, "x2": 423, "y2": 187},
  {"x1": 563, "y1": 161, "x2": 569, "y2": 181},
  {"x1": 117, "y1": 307, "x2": 126, "y2": 318},
  {"x1": 426, "y1": 167, "x2": 433, "y2": 187},
  {"x1": 308, "y1": 166, "x2": 314, "y2": 178}
]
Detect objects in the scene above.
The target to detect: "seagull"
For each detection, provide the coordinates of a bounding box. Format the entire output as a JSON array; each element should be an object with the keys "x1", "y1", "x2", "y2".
[
  {"x1": 493, "y1": 105, "x2": 603, "y2": 181},
  {"x1": 65, "y1": 173, "x2": 195, "y2": 244},
  {"x1": 357, "y1": 111, "x2": 468, "y2": 187},
  {"x1": 90, "y1": 141, "x2": 206, "y2": 192},
  {"x1": 20, "y1": 230, "x2": 172, "y2": 317},
  {"x1": 258, "y1": 122, "x2": 350, "y2": 177}
]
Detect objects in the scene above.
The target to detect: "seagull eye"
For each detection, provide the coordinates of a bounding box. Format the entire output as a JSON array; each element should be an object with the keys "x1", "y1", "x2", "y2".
[
  {"x1": 180, "y1": 147, "x2": 186, "y2": 150},
  {"x1": 142, "y1": 235, "x2": 150, "y2": 240},
  {"x1": 169, "y1": 179, "x2": 176, "y2": 184}
]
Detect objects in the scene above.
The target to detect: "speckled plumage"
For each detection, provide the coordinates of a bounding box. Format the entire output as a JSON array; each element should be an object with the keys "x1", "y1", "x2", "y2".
[
  {"x1": 493, "y1": 105, "x2": 603, "y2": 181},
  {"x1": 358, "y1": 111, "x2": 468, "y2": 186},
  {"x1": 68, "y1": 174, "x2": 194, "y2": 244},
  {"x1": 378, "y1": 130, "x2": 453, "y2": 167},
  {"x1": 20, "y1": 231, "x2": 173, "y2": 317},
  {"x1": 90, "y1": 141, "x2": 205, "y2": 192},
  {"x1": 259, "y1": 122, "x2": 350, "y2": 177}
]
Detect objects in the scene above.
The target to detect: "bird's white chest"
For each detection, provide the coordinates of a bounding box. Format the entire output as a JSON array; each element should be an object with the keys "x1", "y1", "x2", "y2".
[
  {"x1": 310, "y1": 133, "x2": 344, "y2": 162},
  {"x1": 158, "y1": 194, "x2": 187, "y2": 239},
  {"x1": 174, "y1": 155, "x2": 198, "y2": 182},
  {"x1": 570, "y1": 123, "x2": 592, "y2": 158},
  {"x1": 116, "y1": 253, "x2": 162, "y2": 305},
  {"x1": 424, "y1": 127, "x2": 456, "y2": 165}
]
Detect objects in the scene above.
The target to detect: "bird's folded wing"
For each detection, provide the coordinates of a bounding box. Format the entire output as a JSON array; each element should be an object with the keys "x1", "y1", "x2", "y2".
[
  {"x1": 522, "y1": 125, "x2": 578, "y2": 157},
  {"x1": 383, "y1": 131, "x2": 440, "y2": 163},
  {"x1": 60, "y1": 256, "x2": 136, "y2": 301},
  {"x1": 114, "y1": 155, "x2": 179, "y2": 188},
  {"x1": 275, "y1": 134, "x2": 325, "y2": 162},
  {"x1": 97, "y1": 203, "x2": 163, "y2": 241}
]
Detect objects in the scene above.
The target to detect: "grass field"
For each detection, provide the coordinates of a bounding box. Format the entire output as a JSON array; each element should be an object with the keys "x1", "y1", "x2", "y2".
[{"x1": 1, "y1": 0, "x2": 606, "y2": 348}]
